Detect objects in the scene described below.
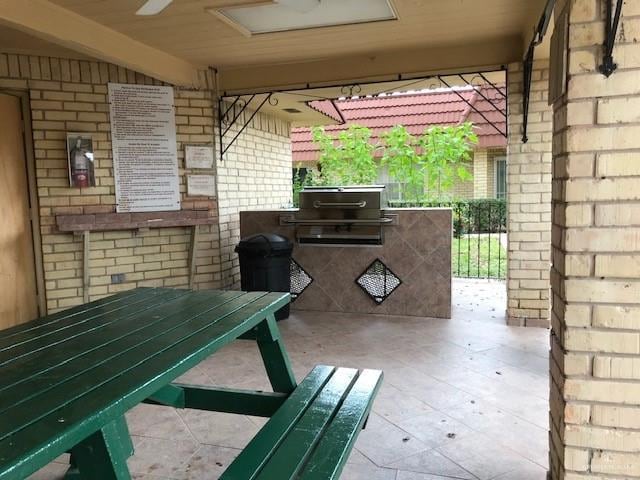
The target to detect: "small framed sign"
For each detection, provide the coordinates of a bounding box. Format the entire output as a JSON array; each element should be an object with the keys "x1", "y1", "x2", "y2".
[
  {"x1": 185, "y1": 145, "x2": 214, "y2": 169},
  {"x1": 67, "y1": 133, "x2": 95, "y2": 188},
  {"x1": 187, "y1": 174, "x2": 217, "y2": 197}
]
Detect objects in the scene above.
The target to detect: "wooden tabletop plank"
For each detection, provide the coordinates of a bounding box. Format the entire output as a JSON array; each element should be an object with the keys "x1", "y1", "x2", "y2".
[
  {"x1": 0, "y1": 291, "x2": 263, "y2": 437},
  {"x1": 0, "y1": 289, "x2": 150, "y2": 346},
  {"x1": 0, "y1": 290, "x2": 243, "y2": 409},
  {"x1": 0, "y1": 288, "x2": 166, "y2": 357},
  {"x1": 0, "y1": 288, "x2": 289, "y2": 480},
  {"x1": 0, "y1": 289, "x2": 187, "y2": 371},
  {"x1": 0, "y1": 289, "x2": 232, "y2": 390}
]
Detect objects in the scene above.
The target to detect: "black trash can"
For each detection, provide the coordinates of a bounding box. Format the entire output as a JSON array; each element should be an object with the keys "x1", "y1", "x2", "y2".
[{"x1": 235, "y1": 233, "x2": 293, "y2": 320}]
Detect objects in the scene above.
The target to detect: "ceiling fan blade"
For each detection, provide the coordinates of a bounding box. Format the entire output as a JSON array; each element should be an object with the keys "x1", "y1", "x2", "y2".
[
  {"x1": 136, "y1": 0, "x2": 173, "y2": 16},
  {"x1": 275, "y1": 0, "x2": 320, "y2": 13}
]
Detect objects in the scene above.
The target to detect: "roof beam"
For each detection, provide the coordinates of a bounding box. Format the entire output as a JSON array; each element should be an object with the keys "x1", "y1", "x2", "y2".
[
  {"x1": 0, "y1": 0, "x2": 203, "y2": 87},
  {"x1": 218, "y1": 36, "x2": 521, "y2": 95},
  {"x1": 521, "y1": 0, "x2": 555, "y2": 59}
]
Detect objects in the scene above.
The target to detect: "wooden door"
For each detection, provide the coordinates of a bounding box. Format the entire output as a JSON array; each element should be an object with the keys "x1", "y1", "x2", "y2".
[{"x1": 0, "y1": 93, "x2": 39, "y2": 329}]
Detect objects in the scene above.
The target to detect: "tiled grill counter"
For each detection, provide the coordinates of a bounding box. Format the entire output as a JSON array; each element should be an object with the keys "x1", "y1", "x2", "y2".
[{"x1": 239, "y1": 208, "x2": 452, "y2": 319}]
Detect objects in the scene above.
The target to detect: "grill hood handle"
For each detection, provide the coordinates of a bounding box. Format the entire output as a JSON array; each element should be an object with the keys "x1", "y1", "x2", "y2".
[{"x1": 313, "y1": 200, "x2": 367, "y2": 209}]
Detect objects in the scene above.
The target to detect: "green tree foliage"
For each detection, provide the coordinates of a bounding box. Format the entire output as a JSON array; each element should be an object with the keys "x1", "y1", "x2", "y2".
[
  {"x1": 303, "y1": 121, "x2": 478, "y2": 202},
  {"x1": 292, "y1": 164, "x2": 306, "y2": 207},
  {"x1": 382, "y1": 123, "x2": 477, "y2": 202},
  {"x1": 419, "y1": 123, "x2": 477, "y2": 199},
  {"x1": 310, "y1": 125, "x2": 379, "y2": 185},
  {"x1": 380, "y1": 126, "x2": 422, "y2": 201},
  {"x1": 292, "y1": 164, "x2": 324, "y2": 207}
]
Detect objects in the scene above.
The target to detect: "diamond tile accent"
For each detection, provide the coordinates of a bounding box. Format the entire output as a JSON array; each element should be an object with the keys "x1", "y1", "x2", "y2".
[
  {"x1": 356, "y1": 259, "x2": 402, "y2": 305},
  {"x1": 290, "y1": 258, "x2": 313, "y2": 301}
]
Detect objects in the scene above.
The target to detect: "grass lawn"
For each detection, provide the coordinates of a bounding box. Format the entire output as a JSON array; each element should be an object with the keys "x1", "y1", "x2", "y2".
[{"x1": 452, "y1": 235, "x2": 506, "y2": 279}]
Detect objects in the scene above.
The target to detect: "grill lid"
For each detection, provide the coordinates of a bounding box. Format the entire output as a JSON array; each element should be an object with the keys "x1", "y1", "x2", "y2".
[
  {"x1": 300, "y1": 185, "x2": 386, "y2": 193},
  {"x1": 291, "y1": 185, "x2": 390, "y2": 246},
  {"x1": 298, "y1": 185, "x2": 385, "y2": 220}
]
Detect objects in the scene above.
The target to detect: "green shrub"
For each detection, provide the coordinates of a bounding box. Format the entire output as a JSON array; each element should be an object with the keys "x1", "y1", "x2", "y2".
[{"x1": 388, "y1": 198, "x2": 506, "y2": 236}]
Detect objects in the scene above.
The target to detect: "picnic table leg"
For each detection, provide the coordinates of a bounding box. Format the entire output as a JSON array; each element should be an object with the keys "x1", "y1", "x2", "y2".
[
  {"x1": 113, "y1": 416, "x2": 135, "y2": 457},
  {"x1": 68, "y1": 417, "x2": 133, "y2": 480},
  {"x1": 255, "y1": 313, "x2": 297, "y2": 394}
]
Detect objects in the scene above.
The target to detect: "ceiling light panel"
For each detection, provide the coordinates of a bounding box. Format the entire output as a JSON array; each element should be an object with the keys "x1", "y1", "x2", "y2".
[
  {"x1": 136, "y1": 0, "x2": 173, "y2": 16},
  {"x1": 214, "y1": 0, "x2": 397, "y2": 35}
]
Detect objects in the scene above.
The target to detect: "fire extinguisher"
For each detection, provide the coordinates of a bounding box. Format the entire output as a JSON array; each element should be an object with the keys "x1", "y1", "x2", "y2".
[{"x1": 70, "y1": 138, "x2": 90, "y2": 188}]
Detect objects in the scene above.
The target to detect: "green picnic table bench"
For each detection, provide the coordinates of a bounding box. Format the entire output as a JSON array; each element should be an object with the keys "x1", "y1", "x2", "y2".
[{"x1": 0, "y1": 287, "x2": 382, "y2": 480}]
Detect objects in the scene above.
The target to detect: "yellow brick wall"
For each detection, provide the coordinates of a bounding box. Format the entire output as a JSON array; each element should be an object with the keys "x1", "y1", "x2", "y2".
[
  {"x1": 425, "y1": 149, "x2": 502, "y2": 200},
  {"x1": 449, "y1": 161, "x2": 474, "y2": 199},
  {"x1": 471, "y1": 148, "x2": 506, "y2": 199},
  {"x1": 549, "y1": 0, "x2": 640, "y2": 478},
  {"x1": 506, "y1": 59, "x2": 553, "y2": 327},
  {"x1": 431, "y1": 147, "x2": 506, "y2": 200},
  {"x1": 0, "y1": 53, "x2": 292, "y2": 311},
  {"x1": 472, "y1": 150, "x2": 490, "y2": 198},
  {"x1": 204, "y1": 102, "x2": 292, "y2": 288}
]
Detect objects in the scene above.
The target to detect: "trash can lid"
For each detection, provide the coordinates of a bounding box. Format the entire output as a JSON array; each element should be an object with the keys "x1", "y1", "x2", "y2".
[{"x1": 235, "y1": 233, "x2": 293, "y2": 255}]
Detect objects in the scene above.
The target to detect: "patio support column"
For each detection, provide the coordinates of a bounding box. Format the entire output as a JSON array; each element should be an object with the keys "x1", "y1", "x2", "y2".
[
  {"x1": 549, "y1": 0, "x2": 640, "y2": 478},
  {"x1": 506, "y1": 59, "x2": 553, "y2": 327}
]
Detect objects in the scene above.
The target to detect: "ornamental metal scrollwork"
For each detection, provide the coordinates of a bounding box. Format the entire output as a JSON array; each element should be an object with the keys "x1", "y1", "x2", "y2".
[{"x1": 340, "y1": 84, "x2": 362, "y2": 97}]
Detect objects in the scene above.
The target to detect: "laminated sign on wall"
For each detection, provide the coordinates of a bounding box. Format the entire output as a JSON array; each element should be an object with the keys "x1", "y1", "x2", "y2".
[
  {"x1": 187, "y1": 175, "x2": 217, "y2": 197},
  {"x1": 185, "y1": 145, "x2": 214, "y2": 169},
  {"x1": 108, "y1": 83, "x2": 180, "y2": 212}
]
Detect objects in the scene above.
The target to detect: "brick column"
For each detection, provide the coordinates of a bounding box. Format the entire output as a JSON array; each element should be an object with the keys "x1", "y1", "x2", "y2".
[
  {"x1": 506, "y1": 59, "x2": 553, "y2": 327},
  {"x1": 549, "y1": 0, "x2": 640, "y2": 478}
]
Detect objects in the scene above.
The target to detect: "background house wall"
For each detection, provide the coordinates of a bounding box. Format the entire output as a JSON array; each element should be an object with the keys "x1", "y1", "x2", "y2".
[
  {"x1": 446, "y1": 163, "x2": 474, "y2": 199},
  {"x1": 451, "y1": 148, "x2": 507, "y2": 200},
  {"x1": 473, "y1": 148, "x2": 506, "y2": 199},
  {"x1": 473, "y1": 150, "x2": 491, "y2": 198},
  {"x1": 0, "y1": 53, "x2": 292, "y2": 312}
]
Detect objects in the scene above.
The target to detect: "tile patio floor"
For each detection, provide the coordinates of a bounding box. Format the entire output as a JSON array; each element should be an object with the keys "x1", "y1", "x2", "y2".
[{"x1": 32, "y1": 280, "x2": 550, "y2": 480}]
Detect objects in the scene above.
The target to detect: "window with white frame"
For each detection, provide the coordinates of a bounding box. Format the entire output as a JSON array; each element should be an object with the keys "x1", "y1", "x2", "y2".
[
  {"x1": 376, "y1": 165, "x2": 415, "y2": 202},
  {"x1": 494, "y1": 156, "x2": 507, "y2": 199}
]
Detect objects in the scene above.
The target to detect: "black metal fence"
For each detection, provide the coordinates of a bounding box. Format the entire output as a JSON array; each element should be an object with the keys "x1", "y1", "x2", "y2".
[{"x1": 388, "y1": 199, "x2": 507, "y2": 279}]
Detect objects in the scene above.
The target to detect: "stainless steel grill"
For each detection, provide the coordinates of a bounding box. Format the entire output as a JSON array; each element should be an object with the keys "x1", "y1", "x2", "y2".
[{"x1": 282, "y1": 186, "x2": 395, "y2": 246}]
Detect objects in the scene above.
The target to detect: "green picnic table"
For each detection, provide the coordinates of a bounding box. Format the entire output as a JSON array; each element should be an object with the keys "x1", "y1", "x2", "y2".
[{"x1": 0, "y1": 287, "x2": 382, "y2": 480}]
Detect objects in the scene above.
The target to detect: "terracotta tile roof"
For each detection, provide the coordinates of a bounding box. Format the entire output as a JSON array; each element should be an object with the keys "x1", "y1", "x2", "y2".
[{"x1": 292, "y1": 84, "x2": 506, "y2": 162}]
